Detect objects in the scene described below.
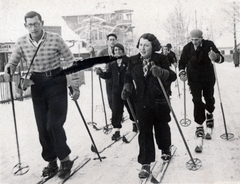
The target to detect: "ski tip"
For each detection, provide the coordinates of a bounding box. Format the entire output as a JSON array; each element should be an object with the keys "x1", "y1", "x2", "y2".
[
  {"x1": 90, "y1": 144, "x2": 97, "y2": 153},
  {"x1": 122, "y1": 136, "x2": 129, "y2": 143},
  {"x1": 205, "y1": 133, "x2": 212, "y2": 140}
]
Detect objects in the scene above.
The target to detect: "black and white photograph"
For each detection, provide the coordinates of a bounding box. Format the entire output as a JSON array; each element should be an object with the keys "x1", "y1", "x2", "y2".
[{"x1": 0, "y1": 0, "x2": 240, "y2": 183}]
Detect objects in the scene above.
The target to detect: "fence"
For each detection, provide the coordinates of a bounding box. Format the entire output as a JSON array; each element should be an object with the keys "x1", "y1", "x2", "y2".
[{"x1": 0, "y1": 72, "x2": 31, "y2": 104}]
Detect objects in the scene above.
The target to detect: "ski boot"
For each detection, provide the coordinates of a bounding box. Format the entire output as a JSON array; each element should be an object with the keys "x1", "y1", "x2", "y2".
[
  {"x1": 111, "y1": 131, "x2": 121, "y2": 141},
  {"x1": 205, "y1": 113, "x2": 214, "y2": 140},
  {"x1": 42, "y1": 161, "x2": 58, "y2": 177},
  {"x1": 195, "y1": 126, "x2": 204, "y2": 153},
  {"x1": 58, "y1": 160, "x2": 74, "y2": 179},
  {"x1": 161, "y1": 149, "x2": 171, "y2": 161},
  {"x1": 138, "y1": 164, "x2": 150, "y2": 179}
]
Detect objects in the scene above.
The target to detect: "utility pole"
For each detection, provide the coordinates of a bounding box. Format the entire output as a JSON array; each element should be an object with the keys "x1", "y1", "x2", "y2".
[{"x1": 195, "y1": 10, "x2": 197, "y2": 28}]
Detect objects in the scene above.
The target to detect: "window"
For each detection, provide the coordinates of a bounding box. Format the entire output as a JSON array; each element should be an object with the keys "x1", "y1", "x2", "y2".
[{"x1": 221, "y1": 50, "x2": 225, "y2": 55}]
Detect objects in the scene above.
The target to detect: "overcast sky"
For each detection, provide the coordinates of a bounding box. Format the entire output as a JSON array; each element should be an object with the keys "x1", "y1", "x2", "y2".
[{"x1": 0, "y1": 0, "x2": 238, "y2": 45}]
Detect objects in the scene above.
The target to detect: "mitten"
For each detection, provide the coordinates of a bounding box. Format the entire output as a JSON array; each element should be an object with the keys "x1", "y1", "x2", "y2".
[
  {"x1": 69, "y1": 85, "x2": 80, "y2": 100},
  {"x1": 4, "y1": 64, "x2": 16, "y2": 82},
  {"x1": 95, "y1": 67, "x2": 103, "y2": 75},
  {"x1": 150, "y1": 62, "x2": 169, "y2": 81},
  {"x1": 179, "y1": 70, "x2": 187, "y2": 81},
  {"x1": 121, "y1": 83, "x2": 133, "y2": 100},
  {"x1": 208, "y1": 50, "x2": 218, "y2": 61}
]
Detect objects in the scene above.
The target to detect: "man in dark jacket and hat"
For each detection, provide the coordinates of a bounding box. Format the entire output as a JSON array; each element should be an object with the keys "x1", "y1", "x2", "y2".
[{"x1": 179, "y1": 29, "x2": 224, "y2": 153}]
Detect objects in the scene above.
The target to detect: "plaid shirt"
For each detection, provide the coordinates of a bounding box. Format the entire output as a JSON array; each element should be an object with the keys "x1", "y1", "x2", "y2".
[{"x1": 9, "y1": 31, "x2": 74, "y2": 72}]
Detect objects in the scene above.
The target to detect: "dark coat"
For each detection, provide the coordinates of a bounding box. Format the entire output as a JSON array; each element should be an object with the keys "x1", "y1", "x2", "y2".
[
  {"x1": 125, "y1": 53, "x2": 176, "y2": 102},
  {"x1": 179, "y1": 39, "x2": 224, "y2": 83},
  {"x1": 167, "y1": 51, "x2": 177, "y2": 65},
  {"x1": 99, "y1": 55, "x2": 129, "y2": 95}
]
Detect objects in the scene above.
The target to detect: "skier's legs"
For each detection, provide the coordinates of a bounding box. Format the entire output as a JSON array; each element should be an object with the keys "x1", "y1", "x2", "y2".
[
  {"x1": 31, "y1": 77, "x2": 57, "y2": 162},
  {"x1": 153, "y1": 99, "x2": 171, "y2": 151},
  {"x1": 111, "y1": 93, "x2": 124, "y2": 129},
  {"x1": 47, "y1": 85, "x2": 71, "y2": 161},
  {"x1": 203, "y1": 80, "x2": 215, "y2": 114},
  {"x1": 189, "y1": 82, "x2": 206, "y2": 125},
  {"x1": 136, "y1": 103, "x2": 155, "y2": 164}
]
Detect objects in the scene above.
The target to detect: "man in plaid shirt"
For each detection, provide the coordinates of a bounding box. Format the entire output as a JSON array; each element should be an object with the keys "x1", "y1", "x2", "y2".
[{"x1": 4, "y1": 11, "x2": 80, "y2": 179}]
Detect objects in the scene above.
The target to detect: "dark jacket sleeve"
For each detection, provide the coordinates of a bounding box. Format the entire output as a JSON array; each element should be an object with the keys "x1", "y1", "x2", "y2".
[
  {"x1": 157, "y1": 54, "x2": 176, "y2": 82},
  {"x1": 99, "y1": 63, "x2": 113, "y2": 79},
  {"x1": 179, "y1": 44, "x2": 189, "y2": 71},
  {"x1": 208, "y1": 41, "x2": 224, "y2": 63}
]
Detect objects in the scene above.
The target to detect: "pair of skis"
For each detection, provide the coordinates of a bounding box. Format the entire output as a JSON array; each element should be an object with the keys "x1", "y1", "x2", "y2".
[
  {"x1": 37, "y1": 157, "x2": 91, "y2": 184},
  {"x1": 91, "y1": 131, "x2": 137, "y2": 155},
  {"x1": 139, "y1": 146, "x2": 177, "y2": 184}
]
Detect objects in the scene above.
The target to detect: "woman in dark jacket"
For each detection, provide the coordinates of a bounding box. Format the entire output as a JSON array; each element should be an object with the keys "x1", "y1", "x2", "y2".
[
  {"x1": 121, "y1": 33, "x2": 176, "y2": 179},
  {"x1": 96, "y1": 43, "x2": 137, "y2": 141}
]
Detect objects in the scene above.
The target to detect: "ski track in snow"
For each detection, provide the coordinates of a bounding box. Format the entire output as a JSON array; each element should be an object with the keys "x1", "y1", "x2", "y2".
[{"x1": 0, "y1": 62, "x2": 240, "y2": 184}]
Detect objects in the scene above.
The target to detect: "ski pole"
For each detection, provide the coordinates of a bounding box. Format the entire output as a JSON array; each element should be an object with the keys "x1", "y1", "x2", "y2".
[
  {"x1": 7, "y1": 68, "x2": 29, "y2": 175},
  {"x1": 87, "y1": 64, "x2": 97, "y2": 128},
  {"x1": 98, "y1": 76, "x2": 112, "y2": 134},
  {"x1": 210, "y1": 48, "x2": 234, "y2": 140},
  {"x1": 174, "y1": 66, "x2": 181, "y2": 98},
  {"x1": 180, "y1": 81, "x2": 191, "y2": 127},
  {"x1": 126, "y1": 98, "x2": 139, "y2": 131},
  {"x1": 69, "y1": 87, "x2": 104, "y2": 161},
  {"x1": 156, "y1": 75, "x2": 201, "y2": 171}
]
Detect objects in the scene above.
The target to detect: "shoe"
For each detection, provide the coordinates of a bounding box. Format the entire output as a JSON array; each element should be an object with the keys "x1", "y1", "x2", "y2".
[
  {"x1": 138, "y1": 164, "x2": 150, "y2": 179},
  {"x1": 206, "y1": 113, "x2": 214, "y2": 128},
  {"x1": 132, "y1": 123, "x2": 138, "y2": 132},
  {"x1": 195, "y1": 127, "x2": 204, "y2": 153},
  {"x1": 111, "y1": 131, "x2": 120, "y2": 141},
  {"x1": 195, "y1": 126, "x2": 204, "y2": 138},
  {"x1": 58, "y1": 160, "x2": 74, "y2": 179},
  {"x1": 42, "y1": 161, "x2": 58, "y2": 177},
  {"x1": 161, "y1": 149, "x2": 171, "y2": 161}
]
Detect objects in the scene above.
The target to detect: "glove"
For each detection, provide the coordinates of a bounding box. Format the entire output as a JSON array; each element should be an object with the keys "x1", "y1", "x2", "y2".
[
  {"x1": 69, "y1": 85, "x2": 80, "y2": 101},
  {"x1": 208, "y1": 50, "x2": 218, "y2": 61},
  {"x1": 150, "y1": 62, "x2": 169, "y2": 80},
  {"x1": 18, "y1": 78, "x2": 34, "y2": 90},
  {"x1": 95, "y1": 67, "x2": 103, "y2": 75},
  {"x1": 4, "y1": 64, "x2": 16, "y2": 82},
  {"x1": 179, "y1": 70, "x2": 187, "y2": 81},
  {"x1": 121, "y1": 83, "x2": 133, "y2": 100}
]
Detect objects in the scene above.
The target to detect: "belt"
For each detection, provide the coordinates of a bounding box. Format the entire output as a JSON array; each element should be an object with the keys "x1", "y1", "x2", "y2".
[{"x1": 32, "y1": 67, "x2": 62, "y2": 77}]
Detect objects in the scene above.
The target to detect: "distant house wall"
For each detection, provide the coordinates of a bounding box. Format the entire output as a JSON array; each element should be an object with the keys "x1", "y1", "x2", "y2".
[{"x1": 218, "y1": 46, "x2": 234, "y2": 62}]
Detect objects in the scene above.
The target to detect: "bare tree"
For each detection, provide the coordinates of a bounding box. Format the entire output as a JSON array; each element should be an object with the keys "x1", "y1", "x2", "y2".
[
  {"x1": 162, "y1": 1, "x2": 190, "y2": 57},
  {"x1": 221, "y1": 1, "x2": 240, "y2": 49}
]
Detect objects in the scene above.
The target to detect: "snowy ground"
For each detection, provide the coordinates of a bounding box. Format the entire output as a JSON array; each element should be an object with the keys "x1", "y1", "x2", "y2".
[{"x1": 0, "y1": 61, "x2": 240, "y2": 184}]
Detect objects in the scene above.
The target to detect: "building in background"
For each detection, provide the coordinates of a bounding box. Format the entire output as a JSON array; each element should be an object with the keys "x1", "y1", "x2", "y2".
[{"x1": 62, "y1": 7, "x2": 134, "y2": 56}]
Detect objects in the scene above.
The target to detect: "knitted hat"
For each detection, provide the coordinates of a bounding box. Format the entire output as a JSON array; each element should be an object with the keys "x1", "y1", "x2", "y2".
[
  {"x1": 190, "y1": 29, "x2": 203, "y2": 38},
  {"x1": 113, "y1": 43, "x2": 124, "y2": 53},
  {"x1": 166, "y1": 43, "x2": 172, "y2": 49}
]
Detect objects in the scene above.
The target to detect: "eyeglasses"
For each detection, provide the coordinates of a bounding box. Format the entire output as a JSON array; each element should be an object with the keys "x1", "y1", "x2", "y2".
[{"x1": 25, "y1": 22, "x2": 41, "y2": 28}]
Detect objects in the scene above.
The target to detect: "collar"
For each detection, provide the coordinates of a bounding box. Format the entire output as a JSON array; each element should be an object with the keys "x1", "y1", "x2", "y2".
[
  {"x1": 194, "y1": 42, "x2": 203, "y2": 50},
  {"x1": 29, "y1": 30, "x2": 46, "y2": 47}
]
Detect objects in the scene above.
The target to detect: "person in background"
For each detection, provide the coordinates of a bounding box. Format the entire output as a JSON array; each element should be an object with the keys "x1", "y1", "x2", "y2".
[
  {"x1": 162, "y1": 44, "x2": 177, "y2": 96},
  {"x1": 96, "y1": 43, "x2": 137, "y2": 140},
  {"x1": 179, "y1": 29, "x2": 224, "y2": 153},
  {"x1": 98, "y1": 33, "x2": 117, "y2": 114},
  {"x1": 121, "y1": 33, "x2": 176, "y2": 179},
  {"x1": 4, "y1": 11, "x2": 80, "y2": 179}
]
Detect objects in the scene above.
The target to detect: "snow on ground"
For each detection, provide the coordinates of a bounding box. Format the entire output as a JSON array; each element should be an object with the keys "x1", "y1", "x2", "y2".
[{"x1": 0, "y1": 62, "x2": 240, "y2": 184}]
